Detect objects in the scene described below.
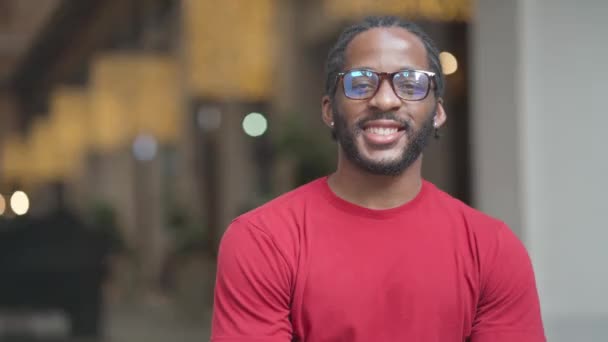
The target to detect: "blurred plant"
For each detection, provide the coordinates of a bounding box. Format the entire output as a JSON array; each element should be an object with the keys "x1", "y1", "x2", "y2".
[
  {"x1": 160, "y1": 204, "x2": 214, "y2": 303},
  {"x1": 273, "y1": 113, "x2": 335, "y2": 186},
  {"x1": 164, "y1": 204, "x2": 212, "y2": 256},
  {"x1": 88, "y1": 200, "x2": 128, "y2": 255}
]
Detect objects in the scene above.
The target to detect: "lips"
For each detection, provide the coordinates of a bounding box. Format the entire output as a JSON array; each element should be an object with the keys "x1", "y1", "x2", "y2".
[{"x1": 361, "y1": 120, "x2": 406, "y2": 146}]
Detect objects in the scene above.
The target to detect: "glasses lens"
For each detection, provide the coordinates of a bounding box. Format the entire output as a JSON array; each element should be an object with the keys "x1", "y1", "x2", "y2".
[
  {"x1": 393, "y1": 71, "x2": 430, "y2": 100},
  {"x1": 343, "y1": 70, "x2": 378, "y2": 99}
]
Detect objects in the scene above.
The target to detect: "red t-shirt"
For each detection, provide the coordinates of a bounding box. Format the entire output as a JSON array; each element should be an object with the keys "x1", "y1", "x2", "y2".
[{"x1": 211, "y1": 178, "x2": 545, "y2": 341}]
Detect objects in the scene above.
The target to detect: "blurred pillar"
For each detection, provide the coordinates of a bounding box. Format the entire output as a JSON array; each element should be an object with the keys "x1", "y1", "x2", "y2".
[
  {"x1": 270, "y1": 0, "x2": 299, "y2": 194},
  {"x1": 472, "y1": 0, "x2": 608, "y2": 340},
  {"x1": 131, "y1": 146, "x2": 166, "y2": 299},
  {"x1": 188, "y1": 101, "x2": 262, "y2": 248},
  {"x1": 87, "y1": 52, "x2": 183, "y2": 299},
  {"x1": 48, "y1": 87, "x2": 90, "y2": 214},
  {"x1": 82, "y1": 148, "x2": 139, "y2": 300},
  {"x1": 84, "y1": 149, "x2": 138, "y2": 247},
  {"x1": 181, "y1": 0, "x2": 276, "y2": 244},
  {"x1": 216, "y1": 103, "x2": 259, "y2": 242}
]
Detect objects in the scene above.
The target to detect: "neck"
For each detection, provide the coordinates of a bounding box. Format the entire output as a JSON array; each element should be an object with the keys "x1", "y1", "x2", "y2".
[{"x1": 328, "y1": 154, "x2": 424, "y2": 210}]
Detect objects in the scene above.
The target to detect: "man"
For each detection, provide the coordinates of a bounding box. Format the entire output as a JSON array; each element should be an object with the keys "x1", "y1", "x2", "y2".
[{"x1": 211, "y1": 16, "x2": 545, "y2": 341}]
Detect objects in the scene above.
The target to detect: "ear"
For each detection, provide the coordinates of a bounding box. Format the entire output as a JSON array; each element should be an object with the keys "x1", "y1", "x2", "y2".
[
  {"x1": 321, "y1": 95, "x2": 334, "y2": 128},
  {"x1": 433, "y1": 98, "x2": 447, "y2": 128}
]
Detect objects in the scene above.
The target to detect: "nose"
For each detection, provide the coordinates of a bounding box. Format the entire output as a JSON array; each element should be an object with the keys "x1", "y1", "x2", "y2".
[{"x1": 368, "y1": 78, "x2": 402, "y2": 112}]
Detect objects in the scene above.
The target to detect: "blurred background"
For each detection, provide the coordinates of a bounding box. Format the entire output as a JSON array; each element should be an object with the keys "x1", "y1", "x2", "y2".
[{"x1": 0, "y1": 0, "x2": 605, "y2": 341}]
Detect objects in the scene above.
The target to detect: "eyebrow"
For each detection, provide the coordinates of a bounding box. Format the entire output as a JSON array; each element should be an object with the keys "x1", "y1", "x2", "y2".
[{"x1": 346, "y1": 65, "x2": 426, "y2": 72}]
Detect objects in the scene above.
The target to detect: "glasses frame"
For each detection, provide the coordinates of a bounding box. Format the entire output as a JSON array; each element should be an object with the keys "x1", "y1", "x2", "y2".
[{"x1": 336, "y1": 69, "x2": 437, "y2": 101}]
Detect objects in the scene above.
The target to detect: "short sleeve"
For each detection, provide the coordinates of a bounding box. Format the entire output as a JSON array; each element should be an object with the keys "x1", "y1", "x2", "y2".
[
  {"x1": 470, "y1": 224, "x2": 546, "y2": 342},
  {"x1": 211, "y1": 218, "x2": 294, "y2": 342}
]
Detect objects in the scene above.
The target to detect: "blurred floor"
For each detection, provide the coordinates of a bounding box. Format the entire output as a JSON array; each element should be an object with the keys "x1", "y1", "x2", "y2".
[
  {"x1": 0, "y1": 302, "x2": 211, "y2": 342},
  {"x1": 105, "y1": 302, "x2": 211, "y2": 342}
]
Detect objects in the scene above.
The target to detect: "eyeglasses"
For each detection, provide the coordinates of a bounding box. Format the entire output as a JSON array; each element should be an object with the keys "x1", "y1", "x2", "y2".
[{"x1": 336, "y1": 69, "x2": 436, "y2": 101}]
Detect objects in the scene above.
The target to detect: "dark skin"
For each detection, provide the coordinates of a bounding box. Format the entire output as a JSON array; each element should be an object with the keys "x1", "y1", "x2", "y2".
[{"x1": 321, "y1": 27, "x2": 447, "y2": 209}]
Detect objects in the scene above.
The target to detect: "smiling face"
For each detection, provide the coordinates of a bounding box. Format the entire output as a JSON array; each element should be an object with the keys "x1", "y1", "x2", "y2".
[{"x1": 322, "y1": 27, "x2": 446, "y2": 176}]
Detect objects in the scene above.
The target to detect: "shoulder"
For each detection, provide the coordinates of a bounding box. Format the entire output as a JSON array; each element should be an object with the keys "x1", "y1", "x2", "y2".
[
  {"x1": 423, "y1": 181, "x2": 527, "y2": 264},
  {"x1": 237, "y1": 177, "x2": 325, "y2": 232},
  {"x1": 424, "y1": 181, "x2": 506, "y2": 231},
  {"x1": 424, "y1": 182, "x2": 534, "y2": 287},
  {"x1": 222, "y1": 177, "x2": 327, "y2": 264}
]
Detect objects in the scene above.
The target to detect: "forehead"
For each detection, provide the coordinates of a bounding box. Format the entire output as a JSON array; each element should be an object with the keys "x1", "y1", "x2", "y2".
[{"x1": 343, "y1": 27, "x2": 429, "y2": 71}]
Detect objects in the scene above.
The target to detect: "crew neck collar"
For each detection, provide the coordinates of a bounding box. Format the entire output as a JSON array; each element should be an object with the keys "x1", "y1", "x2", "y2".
[{"x1": 318, "y1": 176, "x2": 430, "y2": 220}]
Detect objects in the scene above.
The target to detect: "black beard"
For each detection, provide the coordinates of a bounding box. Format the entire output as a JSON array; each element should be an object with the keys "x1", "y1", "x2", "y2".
[{"x1": 331, "y1": 105, "x2": 436, "y2": 176}]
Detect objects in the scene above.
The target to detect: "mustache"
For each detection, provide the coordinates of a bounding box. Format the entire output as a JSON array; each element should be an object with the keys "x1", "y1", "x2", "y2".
[{"x1": 355, "y1": 112, "x2": 412, "y2": 132}]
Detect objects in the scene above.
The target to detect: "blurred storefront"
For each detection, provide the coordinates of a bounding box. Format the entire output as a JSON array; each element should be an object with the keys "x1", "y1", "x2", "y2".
[
  {"x1": 2, "y1": 0, "x2": 606, "y2": 341},
  {"x1": 0, "y1": 0, "x2": 472, "y2": 299},
  {"x1": 0, "y1": 0, "x2": 477, "y2": 339}
]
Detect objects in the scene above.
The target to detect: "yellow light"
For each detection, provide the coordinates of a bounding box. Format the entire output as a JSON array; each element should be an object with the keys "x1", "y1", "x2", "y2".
[
  {"x1": 133, "y1": 56, "x2": 181, "y2": 144},
  {"x1": 10, "y1": 191, "x2": 30, "y2": 216},
  {"x1": 439, "y1": 51, "x2": 458, "y2": 75},
  {"x1": 183, "y1": 0, "x2": 276, "y2": 100},
  {"x1": 89, "y1": 54, "x2": 139, "y2": 151},
  {"x1": 89, "y1": 54, "x2": 182, "y2": 150},
  {"x1": 1, "y1": 135, "x2": 30, "y2": 185},
  {"x1": 49, "y1": 87, "x2": 90, "y2": 177},
  {"x1": 28, "y1": 117, "x2": 62, "y2": 183},
  {"x1": 243, "y1": 112, "x2": 268, "y2": 137},
  {"x1": 323, "y1": 0, "x2": 471, "y2": 22},
  {"x1": 0, "y1": 195, "x2": 5, "y2": 215}
]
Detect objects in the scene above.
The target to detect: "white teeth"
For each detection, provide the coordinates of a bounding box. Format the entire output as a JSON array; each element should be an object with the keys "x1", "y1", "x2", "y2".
[{"x1": 366, "y1": 127, "x2": 398, "y2": 135}]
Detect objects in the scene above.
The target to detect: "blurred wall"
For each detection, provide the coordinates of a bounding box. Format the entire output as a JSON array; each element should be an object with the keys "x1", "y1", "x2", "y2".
[{"x1": 472, "y1": 0, "x2": 608, "y2": 341}]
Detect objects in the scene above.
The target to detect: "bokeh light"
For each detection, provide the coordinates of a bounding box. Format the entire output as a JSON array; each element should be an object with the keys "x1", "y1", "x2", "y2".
[
  {"x1": 132, "y1": 134, "x2": 158, "y2": 161},
  {"x1": 10, "y1": 191, "x2": 30, "y2": 216},
  {"x1": 0, "y1": 194, "x2": 5, "y2": 216},
  {"x1": 439, "y1": 51, "x2": 458, "y2": 75},
  {"x1": 242, "y1": 112, "x2": 268, "y2": 137}
]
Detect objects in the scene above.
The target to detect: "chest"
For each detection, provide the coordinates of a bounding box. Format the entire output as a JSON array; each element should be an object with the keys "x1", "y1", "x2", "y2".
[{"x1": 293, "y1": 220, "x2": 477, "y2": 341}]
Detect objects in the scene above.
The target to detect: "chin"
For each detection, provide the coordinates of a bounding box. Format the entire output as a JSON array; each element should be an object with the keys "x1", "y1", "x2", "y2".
[
  {"x1": 359, "y1": 145, "x2": 408, "y2": 162},
  {"x1": 360, "y1": 151, "x2": 406, "y2": 166},
  {"x1": 361, "y1": 155, "x2": 402, "y2": 167}
]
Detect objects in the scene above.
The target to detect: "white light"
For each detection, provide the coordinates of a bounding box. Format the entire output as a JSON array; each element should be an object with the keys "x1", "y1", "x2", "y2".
[
  {"x1": 439, "y1": 51, "x2": 458, "y2": 75},
  {"x1": 0, "y1": 194, "x2": 5, "y2": 216},
  {"x1": 10, "y1": 191, "x2": 29, "y2": 216},
  {"x1": 242, "y1": 112, "x2": 268, "y2": 137},
  {"x1": 132, "y1": 134, "x2": 158, "y2": 161}
]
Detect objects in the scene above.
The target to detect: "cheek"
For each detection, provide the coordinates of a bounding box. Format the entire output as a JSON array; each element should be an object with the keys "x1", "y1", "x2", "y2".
[
  {"x1": 410, "y1": 102, "x2": 437, "y2": 124},
  {"x1": 335, "y1": 100, "x2": 367, "y2": 125}
]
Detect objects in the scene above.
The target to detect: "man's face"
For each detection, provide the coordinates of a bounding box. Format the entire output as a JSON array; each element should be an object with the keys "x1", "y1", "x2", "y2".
[{"x1": 324, "y1": 27, "x2": 444, "y2": 176}]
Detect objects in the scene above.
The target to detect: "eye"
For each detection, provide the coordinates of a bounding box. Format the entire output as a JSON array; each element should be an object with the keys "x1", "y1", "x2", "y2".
[
  {"x1": 352, "y1": 81, "x2": 374, "y2": 90},
  {"x1": 349, "y1": 73, "x2": 376, "y2": 91},
  {"x1": 395, "y1": 80, "x2": 419, "y2": 94}
]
